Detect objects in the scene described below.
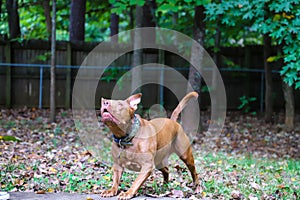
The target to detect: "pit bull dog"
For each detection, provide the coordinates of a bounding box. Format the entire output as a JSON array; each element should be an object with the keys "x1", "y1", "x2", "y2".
[{"x1": 100, "y1": 92, "x2": 199, "y2": 199}]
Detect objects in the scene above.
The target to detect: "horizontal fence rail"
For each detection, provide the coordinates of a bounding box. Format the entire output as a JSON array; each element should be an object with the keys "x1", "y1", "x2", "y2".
[{"x1": 0, "y1": 63, "x2": 280, "y2": 111}]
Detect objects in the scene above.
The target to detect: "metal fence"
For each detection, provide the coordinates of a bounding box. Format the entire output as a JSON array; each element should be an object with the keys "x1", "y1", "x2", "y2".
[{"x1": 0, "y1": 62, "x2": 281, "y2": 111}]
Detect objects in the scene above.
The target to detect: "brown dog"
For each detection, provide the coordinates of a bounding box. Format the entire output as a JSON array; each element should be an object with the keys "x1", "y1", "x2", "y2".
[{"x1": 100, "y1": 92, "x2": 199, "y2": 199}]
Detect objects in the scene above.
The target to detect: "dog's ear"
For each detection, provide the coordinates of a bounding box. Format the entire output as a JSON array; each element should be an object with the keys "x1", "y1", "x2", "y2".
[{"x1": 126, "y1": 93, "x2": 142, "y2": 110}]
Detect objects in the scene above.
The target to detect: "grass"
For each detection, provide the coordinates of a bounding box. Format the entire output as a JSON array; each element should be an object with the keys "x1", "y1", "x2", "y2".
[
  {"x1": 192, "y1": 152, "x2": 300, "y2": 199},
  {"x1": 1, "y1": 148, "x2": 299, "y2": 199},
  {"x1": 0, "y1": 112, "x2": 299, "y2": 199}
]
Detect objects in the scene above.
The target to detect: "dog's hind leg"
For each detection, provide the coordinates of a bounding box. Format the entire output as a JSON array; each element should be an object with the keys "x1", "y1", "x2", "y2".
[
  {"x1": 173, "y1": 127, "x2": 199, "y2": 187},
  {"x1": 158, "y1": 166, "x2": 169, "y2": 183},
  {"x1": 178, "y1": 146, "x2": 199, "y2": 185}
]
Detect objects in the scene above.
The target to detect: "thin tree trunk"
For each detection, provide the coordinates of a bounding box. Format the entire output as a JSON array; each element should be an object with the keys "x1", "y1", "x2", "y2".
[
  {"x1": 42, "y1": 0, "x2": 52, "y2": 41},
  {"x1": 183, "y1": 5, "x2": 205, "y2": 134},
  {"x1": 172, "y1": 12, "x2": 178, "y2": 46},
  {"x1": 264, "y1": 34, "x2": 273, "y2": 122},
  {"x1": 129, "y1": 6, "x2": 134, "y2": 42},
  {"x1": 110, "y1": 5, "x2": 119, "y2": 43},
  {"x1": 0, "y1": 0, "x2": 2, "y2": 16},
  {"x1": 132, "y1": 5, "x2": 143, "y2": 93},
  {"x1": 213, "y1": 18, "x2": 221, "y2": 67},
  {"x1": 6, "y1": 0, "x2": 21, "y2": 39},
  {"x1": 282, "y1": 80, "x2": 294, "y2": 131},
  {"x1": 69, "y1": 0, "x2": 86, "y2": 42},
  {"x1": 141, "y1": 0, "x2": 156, "y2": 44},
  {"x1": 50, "y1": 0, "x2": 56, "y2": 123}
]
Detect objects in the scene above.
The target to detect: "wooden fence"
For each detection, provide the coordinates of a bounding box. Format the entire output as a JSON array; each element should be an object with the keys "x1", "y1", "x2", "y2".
[{"x1": 0, "y1": 40, "x2": 298, "y2": 111}]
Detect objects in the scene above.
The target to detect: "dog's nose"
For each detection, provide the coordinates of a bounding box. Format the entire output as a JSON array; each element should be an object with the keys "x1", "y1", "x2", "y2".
[{"x1": 103, "y1": 101, "x2": 109, "y2": 107}]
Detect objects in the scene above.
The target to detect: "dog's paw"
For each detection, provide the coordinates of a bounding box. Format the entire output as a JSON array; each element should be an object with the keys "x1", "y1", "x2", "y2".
[
  {"x1": 117, "y1": 191, "x2": 134, "y2": 200},
  {"x1": 100, "y1": 188, "x2": 118, "y2": 197}
]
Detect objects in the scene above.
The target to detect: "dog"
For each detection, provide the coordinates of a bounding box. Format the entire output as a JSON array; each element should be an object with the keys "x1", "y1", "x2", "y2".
[{"x1": 100, "y1": 92, "x2": 199, "y2": 199}]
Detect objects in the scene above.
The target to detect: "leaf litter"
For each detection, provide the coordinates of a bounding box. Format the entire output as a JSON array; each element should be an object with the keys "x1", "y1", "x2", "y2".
[{"x1": 0, "y1": 108, "x2": 299, "y2": 199}]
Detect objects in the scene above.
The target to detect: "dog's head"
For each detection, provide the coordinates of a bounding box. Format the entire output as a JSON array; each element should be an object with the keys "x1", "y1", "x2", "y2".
[{"x1": 100, "y1": 93, "x2": 142, "y2": 127}]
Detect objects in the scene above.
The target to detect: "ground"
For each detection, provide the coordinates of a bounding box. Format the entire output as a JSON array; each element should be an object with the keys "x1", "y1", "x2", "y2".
[{"x1": 0, "y1": 109, "x2": 299, "y2": 199}]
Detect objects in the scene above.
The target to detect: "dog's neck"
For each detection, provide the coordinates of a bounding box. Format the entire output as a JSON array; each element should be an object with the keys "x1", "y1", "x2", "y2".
[
  {"x1": 112, "y1": 115, "x2": 140, "y2": 147},
  {"x1": 106, "y1": 114, "x2": 140, "y2": 142}
]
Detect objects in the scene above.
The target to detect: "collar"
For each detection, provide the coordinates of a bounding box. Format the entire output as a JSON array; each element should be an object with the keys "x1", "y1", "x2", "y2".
[{"x1": 112, "y1": 114, "x2": 140, "y2": 148}]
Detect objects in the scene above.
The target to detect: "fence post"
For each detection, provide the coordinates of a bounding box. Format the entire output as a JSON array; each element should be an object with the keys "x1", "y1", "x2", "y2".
[
  {"x1": 5, "y1": 42, "x2": 11, "y2": 108},
  {"x1": 158, "y1": 49, "x2": 165, "y2": 106},
  {"x1": 260, "y1": 71, "x2": 264, "y2": 112},
  {"x1": 65, "y1": 42, "x2": 72, "y2": 109},
  {"x1": 39, "y1": 67, "x2": 44, "y2": 109},
  {"x1": 244, "y1": 47, "x2": 251, "y2": 97}
]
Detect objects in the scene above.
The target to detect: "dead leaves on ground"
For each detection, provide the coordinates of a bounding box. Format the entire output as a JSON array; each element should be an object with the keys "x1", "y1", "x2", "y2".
[{"x1": 0, "y1": 109, "x2": 299, "y2": 199}]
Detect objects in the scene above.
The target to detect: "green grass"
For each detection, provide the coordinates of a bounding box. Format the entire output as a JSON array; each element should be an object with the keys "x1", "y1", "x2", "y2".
[
  {"x1": 1, "y1": 151, "x2": 299, "y2": 198},
  {"x1": 192, "y1": 152, "x2": 300, "y2": 199}
]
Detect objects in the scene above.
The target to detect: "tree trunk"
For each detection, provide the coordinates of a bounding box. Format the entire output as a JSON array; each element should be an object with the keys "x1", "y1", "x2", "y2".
[
  {"x1": 213, "y1": 17, "x2": 221, "y2": 67},
  {"x1": 42, "y1": 0, "x2": 52, "y2": 41},
  {"x1": 129, "y1": 6, "x2": 134, "y2": 42},
  {"x1": 188, "y1": 5, "x2": 205, "y2": 92},
  {"x1": 131, "y1": 5, "x2": 143, "y2": 93},
  {"x1": 183, "y1": 5, "x2": 205, "y2": 134},
  {"x1": 0, "y1": 0, "x2": 2, "y2": 16},
  {"x1": 282, "y1": 80, "x2": 294, "y2": 131},
  {"x1": 6, "y1": 0, "x2": 21, "y2": 39},
  {"x1": 141, "y1": 0, "x2": 156, "y2": 44},
  {"x1": 69, "y1": 0, "x2": 86, "y2": 42},
  {"x1": 50, "y1": 0, "x2": 56, "y2": 123},
  {"x1": 263, "y1": 34, "x2": 273, "y2": 122},
  {"x1": 110, "y1": 5, "x2": 119, "y2": 43}
]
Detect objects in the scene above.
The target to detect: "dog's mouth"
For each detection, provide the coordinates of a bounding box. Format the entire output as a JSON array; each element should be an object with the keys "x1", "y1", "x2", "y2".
[{"x1": 101, "y1": 109, "x2": 120, "y2": 124}]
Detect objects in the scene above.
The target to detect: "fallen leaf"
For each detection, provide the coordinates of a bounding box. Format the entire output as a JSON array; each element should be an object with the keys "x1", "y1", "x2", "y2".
[
  {"x1": 250, "y1": 182, "x2": 260, "y2": 190},
  {"x1": 231, "y1": 190, "x2": 241, "y2": 199},
  {"x1": 249, "y1": 194, "x2": 259, "y2": 200},
  {"x1": 170, "y1": 190, "x2": 184, "y2": 198},
  {"x1": 36, "y1": 190, "x2": 46, "y2": 194}
]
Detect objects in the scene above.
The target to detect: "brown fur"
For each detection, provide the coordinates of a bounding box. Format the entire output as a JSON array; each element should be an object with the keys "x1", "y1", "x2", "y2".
[{"x1": 100, "y1": 92, "x2": 199, "y2": 200}]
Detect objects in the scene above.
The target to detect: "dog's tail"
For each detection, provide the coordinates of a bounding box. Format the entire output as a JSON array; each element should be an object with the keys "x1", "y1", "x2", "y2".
[{"x1": 170, "y1": 92, "x2": 198, "y2": 121}]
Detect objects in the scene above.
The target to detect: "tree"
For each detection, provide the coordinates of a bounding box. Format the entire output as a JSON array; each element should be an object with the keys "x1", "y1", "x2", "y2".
[
  {"x1": 263, "y1": 34, "x2": 273, "y2": 122},
  {"x1": 183, "y1": 4, "x2": 206, "y2": 134},
  {"x1": 206, "y1": 0, "x2": 300, "y2": 130},
  {"x1": 69, "y1": 0, "x2": 86, "y2": 41},
  {"x1": 0, "y1": 0, "x2": 2, "y2": 16},
  {"x1": 131, "y1": 5, "x2": 143, "y2": 93},
  {"x1": 50, "y1": 0, "x2": 56, "y2": 123},
  {"x1": 110, "y1": 4, "x2": 119, "y2": 43},
  {"x1": 6, "y1": 0, "x2": 21, "y2": 39},
  {"x1": 141, "y1": 0, "x2": 156, "y2": 44},
  {"x1": 41, "y1": 0, "x2": 52, "y2": 41}
]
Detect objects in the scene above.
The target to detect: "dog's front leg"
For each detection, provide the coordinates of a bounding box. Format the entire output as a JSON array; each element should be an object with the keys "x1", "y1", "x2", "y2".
[
  {"x1": 100, "y1": 164, "x2": 123, "y2": 197},
  {"x1": 118, "y1": 170, "x2": 152, "y2": 200}
]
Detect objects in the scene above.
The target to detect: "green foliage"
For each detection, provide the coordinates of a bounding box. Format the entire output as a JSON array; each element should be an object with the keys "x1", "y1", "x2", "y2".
[
  {"x1": 238, "y1": 95, "x2": 257, "y2": 114},
  {"x1": 1, "y1": 0, "x2": 299, "y2": 89},
  {"x1": 101, "y1": 67, "x2": 122, "y2": 82},
  {"x1": 205, "y1": 0, "x2": 300, "y2": 89},
  {"x1": 109, "y1": 0, "x2": 145, "y2": 15},
  {"x1": 0, "y1": 135, "x2": 21, "y2": 142}
]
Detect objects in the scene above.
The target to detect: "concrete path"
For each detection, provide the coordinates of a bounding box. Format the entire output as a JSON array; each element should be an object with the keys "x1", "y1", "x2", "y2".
[{"x1": 9, "y1": 192, "x2": 176, "y2": 200}]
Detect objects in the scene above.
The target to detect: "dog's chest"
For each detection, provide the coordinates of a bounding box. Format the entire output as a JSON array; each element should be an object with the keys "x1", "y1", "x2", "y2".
[
  {"x1": 112, "y1": 141, "x2": 154, "y2": 172},
  {"x1": 114, "y1": 147, "x2": 142, "y2": 171}
]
